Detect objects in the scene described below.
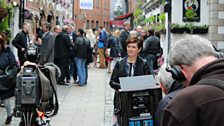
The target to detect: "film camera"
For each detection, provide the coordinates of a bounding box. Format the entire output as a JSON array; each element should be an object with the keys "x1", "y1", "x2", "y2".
[{"x1": 14, "y1": 63, "x2": 60, "y2": 126}]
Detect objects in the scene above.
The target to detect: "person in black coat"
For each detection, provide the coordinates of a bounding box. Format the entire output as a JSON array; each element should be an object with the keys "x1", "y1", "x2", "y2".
[
  {"x1": 143, "y1": 29, "x2": 161, "y2": 73},
  {"x1": 54, "y1": 26, "x2": 72, "y2": 85},
  {"x1": 119, "y1": 22, "x2": 131, "y2": 58},
  {"x1": 12, "y1": 22, "x2": 31, "y2": 66},
  {"x1": 109, "y1": 36, "x2": 151, "y2": 125},
  {"x1": 0, "y1": 35, "x2": 18, "y2": 124}
]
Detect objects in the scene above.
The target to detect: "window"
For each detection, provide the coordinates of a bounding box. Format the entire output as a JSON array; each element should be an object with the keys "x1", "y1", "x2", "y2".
[
  {"x1": 96, "y1": 21, "x2": 99, "y2": 29},
  {"x1": 86, "y1": 20, "x2": 89, "y2": 29},
  {"x1": 91, "y1": 20, "x2": 94, "y2": 28}
]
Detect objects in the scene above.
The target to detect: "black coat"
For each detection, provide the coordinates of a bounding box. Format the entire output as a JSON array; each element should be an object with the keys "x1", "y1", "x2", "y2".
[
  {"x1": 143, "y1": 35, "x2": 161, "y2": 56},
  {"x1": 54, "y1": 32, "x2": 72, "y2": 59},
  {"x1": 109, "y1": 56, "x2": 150, "y2": 91},
  {"x1": 12, "y1": 31, "x2": 29, "y2": 57},
  {"x1": 0, "y1": 46, "x2": 17, "y2": 99},
  {"x1": 119, "y1": 28, "x2": 129, "y2": 56},
  {"x1": 75, "y1": 36, "x2": 91, "y2": 59},
  {"x1": 107, "y1": 35, "x2": 120, "y2": 57}
]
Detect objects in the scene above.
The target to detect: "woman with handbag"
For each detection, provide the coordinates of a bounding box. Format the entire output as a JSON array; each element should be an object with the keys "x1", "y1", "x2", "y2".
[{"x1": 0, "y1": 34, "x2": 18, "y2": 124}]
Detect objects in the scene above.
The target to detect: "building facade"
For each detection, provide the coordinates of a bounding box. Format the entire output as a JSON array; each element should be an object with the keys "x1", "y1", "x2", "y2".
[{"x1": 74, "y1": 0, "x2": 110, "y2": 30}]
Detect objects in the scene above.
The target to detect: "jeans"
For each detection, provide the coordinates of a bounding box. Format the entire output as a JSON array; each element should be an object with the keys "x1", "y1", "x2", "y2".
[
  {"x1": 75, "y1": 58, "x2": 86, "y2": 85},
  {"x1": 145, "y1": 54, "x2": 156, "y2": 74},
  {"x1": 2, "y1": 98, "x2": 12, "y2": 117}
]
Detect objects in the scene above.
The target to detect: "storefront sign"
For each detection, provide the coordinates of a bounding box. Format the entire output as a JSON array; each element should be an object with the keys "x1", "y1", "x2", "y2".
[
  {"x1": 80, "y1": 0, "x2": 93, "y2": 10},
  {"x1": 183, "y1": 0, "x2": 200, "y2": 22}
]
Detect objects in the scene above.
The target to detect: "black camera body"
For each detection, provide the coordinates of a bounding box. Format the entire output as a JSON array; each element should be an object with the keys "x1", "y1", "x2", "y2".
[
  {"x1": 14, "y1": 64, "x2": 59, "y2": 126},
  {"x1": 15, "y1": 67, "x2": 40, "y2": 108}
]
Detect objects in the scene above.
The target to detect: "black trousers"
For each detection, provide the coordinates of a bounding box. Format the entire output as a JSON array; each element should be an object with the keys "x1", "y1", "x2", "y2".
[{"x1": 54, "y1": 57, "x2": 68, "y2": 82}]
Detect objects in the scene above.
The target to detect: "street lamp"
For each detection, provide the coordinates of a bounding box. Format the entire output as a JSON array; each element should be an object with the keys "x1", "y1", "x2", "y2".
[{"x1": 19, "y1": 0, "x2": 25, "y2": 29}]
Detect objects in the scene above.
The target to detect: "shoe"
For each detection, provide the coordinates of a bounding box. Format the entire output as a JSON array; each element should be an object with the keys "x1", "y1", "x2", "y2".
[
  {"x1": 58, "y1": 81, "x2": 69, "y2": 86},
  {"x1": 74, "y1": 81, "x2": 80, "y2": 84},
  {"x1": 66, "y1": 80, "x2": 70, "y2": 83},
  {"x1": 5, "y1": 114, "x2": 12, "y2": 124}
]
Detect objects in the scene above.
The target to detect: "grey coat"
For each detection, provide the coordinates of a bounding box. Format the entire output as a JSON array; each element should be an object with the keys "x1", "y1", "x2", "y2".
[{"x1": 39, "y1": 32, "x2": 55, "y2": 64}]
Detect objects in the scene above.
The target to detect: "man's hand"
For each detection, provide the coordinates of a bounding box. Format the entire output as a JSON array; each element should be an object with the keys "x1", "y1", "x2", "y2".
[{"x1": 21, "y1": 48, "x2": 25, "y2": 52}]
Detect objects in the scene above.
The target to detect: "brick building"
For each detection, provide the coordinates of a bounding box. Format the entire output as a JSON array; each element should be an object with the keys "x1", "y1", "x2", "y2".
[{"x1": 74, "y1": 0, "x2": 110, "y2": 30}]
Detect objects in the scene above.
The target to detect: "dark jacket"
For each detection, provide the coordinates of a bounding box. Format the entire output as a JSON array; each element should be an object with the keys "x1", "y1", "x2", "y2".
[
  {"x1": 109, "y1": 56, "x2": 150, "y2": 91},
  {"x1": 12, "y1": 31, "x2": 29, "y2": 54},
  {"x1": 155, "y1": 81, "x2": 183, "y2": 126},
  {"x1": 54, "y1": 32, "x2": 72, "y2": 59},
  {"x1": 143, "y1": 35, "x2": 161, "y2": 56},
  {"x1": 119, "y1": 28, "x2": 130, "y2": 57},
  {"x1": 107, "y1": 35, "x2": 120, "y2": 57},
  {"x1": 162, "y1": 59, "x2": 224, "y2": 126},
  {"x1": 75, "y1": 35, "x2": 91, "y2": 59},
  {"x1": 0, "y1": 46, "x2": 17, "y2": 99},
  {"x1": 39, "y1": 32, "x2": 55, "y2": 64}
]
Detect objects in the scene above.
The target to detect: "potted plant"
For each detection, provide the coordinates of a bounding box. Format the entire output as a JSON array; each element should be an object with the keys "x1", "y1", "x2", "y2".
[
  {"x1": 171, "y1": 24, "x2": 186, "y2": 34},
  {"x1": 192, "y1": 25, "x2": 208, "y2": 34}
]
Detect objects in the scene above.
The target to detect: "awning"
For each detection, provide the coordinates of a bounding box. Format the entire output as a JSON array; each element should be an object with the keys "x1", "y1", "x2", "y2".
[
  {"x1": 114, "y1": 12, "x2": 133, "y2": 20},
  {"x1": 110, "y1": 20, "x2": 125, "y2": 27}
]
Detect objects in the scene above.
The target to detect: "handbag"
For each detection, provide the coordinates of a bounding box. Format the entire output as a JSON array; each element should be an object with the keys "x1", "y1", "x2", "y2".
[
  {"x1": 98, "y1": 41, "x2": 104, "y2": 48},
  {"x1": 0, "y1": 66, "x2": 18, "y2": 91}
]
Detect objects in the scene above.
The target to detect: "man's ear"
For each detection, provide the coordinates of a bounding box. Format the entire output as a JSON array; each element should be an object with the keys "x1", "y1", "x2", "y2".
[{"x1": 179, "y1": 66, "x2": 187, "y2": 78}]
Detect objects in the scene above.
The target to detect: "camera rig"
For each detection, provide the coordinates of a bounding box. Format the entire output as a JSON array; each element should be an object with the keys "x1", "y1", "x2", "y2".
[{"x1": 14, "y1": 62, "x2": 60, "y2": 126}]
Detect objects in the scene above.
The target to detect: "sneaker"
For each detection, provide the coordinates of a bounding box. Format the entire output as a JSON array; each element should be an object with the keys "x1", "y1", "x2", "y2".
[{"x1": 5, "y1": 114, "x2": 13, "y2": 124}]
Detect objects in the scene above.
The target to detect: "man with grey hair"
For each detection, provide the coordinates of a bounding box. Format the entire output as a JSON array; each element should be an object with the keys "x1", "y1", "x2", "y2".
[
  {"x1": 162, "y1": 35, "x2": 224, "y2": 126},
  {"x1": 54, "y1": 25, "x2": 72, "y2": 85},
  {"x1": 155, "y1": 63, "x2": 183, "y2": 126}
]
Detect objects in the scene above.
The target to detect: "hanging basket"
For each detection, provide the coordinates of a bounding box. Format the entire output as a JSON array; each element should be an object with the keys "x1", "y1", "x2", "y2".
[{"x1": 0, "y1": 7, "x2": 8, "y2": 21}]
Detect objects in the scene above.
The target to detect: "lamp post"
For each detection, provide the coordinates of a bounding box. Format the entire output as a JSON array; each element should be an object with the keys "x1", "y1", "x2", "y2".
[{"x1": 19, "y1": 0, "x2": 25, "y2": 29}]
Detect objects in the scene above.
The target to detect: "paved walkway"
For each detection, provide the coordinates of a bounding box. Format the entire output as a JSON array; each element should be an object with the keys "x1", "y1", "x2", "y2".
[{"x1": 51, "y1": 67, "x2": 113, "y2": 126}]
